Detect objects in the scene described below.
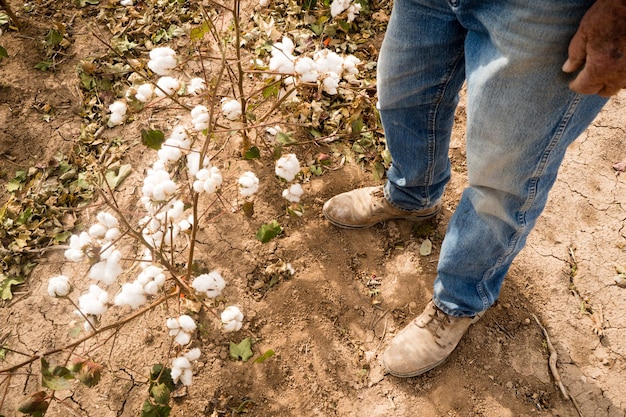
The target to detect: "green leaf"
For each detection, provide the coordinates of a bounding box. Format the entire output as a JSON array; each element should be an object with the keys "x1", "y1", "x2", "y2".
[
  {"x1": 141, "y1": 129, "x2": 165, "y2": 150},
  {"x1": 150, "y1": 383, "x2": 171, "y2": 405},
  {"x1": 419, "y1": 238, "x2": 432, "y2": 256},
  {"x1": 254, "y1": 349, "x2": 275, "y2": 363},
  {"x1": 261, "y1": 82, "x2": 279, "y2": 98},
  {"x1": 190, "y1": 21, "x2": 209, "y2": 42},
  {"x1": 6, "y1": 179, "x2": 22, "y2": 192},
  {"x1": 255, "y1": 220, "x2": 282, "y2": 243},
  {"x1": 149, "y1": 364, "x2": 175, "y2": 391},
  {"x1": 351, "y1": 116, "x2": 364, "y2": 134},
  {"x1": 0, "y1": 345, "x2": 7, "y2": 361},
  {"x1": 41, "y1": 358, "x2": 74, "y2": 391},
  {"x1": 229, "y1": 338, "x2": 253, "y2": 362},
  {"x1": 34, "y1": 60, "x2": 53, "y2": 71},
  {"x1": 0, "y1": 276, "x2": 24, "y2": 300},
  {"x1": 0, "y1": 45, "x2": 7, "y2": 61},
  {"x1": 243, "y1": 146, "x2": 260, "y2": 160},
  {"x1": 45, "y1": 29, "x2": 63, "y2": 46},
  {"x1": 141, "y1": 400, "x2": 171, "y2": 417},
  {"x1": 276, "y1": 132, "x2": 297, "y2": 145}
]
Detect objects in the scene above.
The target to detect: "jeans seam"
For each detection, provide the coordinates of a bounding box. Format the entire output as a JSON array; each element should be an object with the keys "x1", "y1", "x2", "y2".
[
  {"x1": 424, "y1": 50, "x2": 465, "y2": 204},
  {"x1": 476, "y1": 93, "x2": 583, "y2": 309}
]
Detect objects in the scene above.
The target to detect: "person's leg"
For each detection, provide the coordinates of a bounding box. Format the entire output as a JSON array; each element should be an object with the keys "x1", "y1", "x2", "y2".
[
  {"x1": 434, "y1": 0, "x2": 608, "y2": 317},
  {"x1": 384, "y1": 0, "x2": 608, "y2": 377},
  {"x1": 378, "y1": 0, "x2": 466, "y2": 211}
]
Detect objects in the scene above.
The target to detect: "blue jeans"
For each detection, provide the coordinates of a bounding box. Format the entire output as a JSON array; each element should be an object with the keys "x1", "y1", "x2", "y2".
[{"x1": 378, "y1": 0, "x2": 608, "y2": 317}]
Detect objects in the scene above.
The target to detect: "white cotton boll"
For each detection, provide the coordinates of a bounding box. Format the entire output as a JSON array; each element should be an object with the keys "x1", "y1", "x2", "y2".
[
  {"x1": 273, "y1": 36, "x2": 295, "y2": 56},
  {"x1": 88, "y1": 261, "x2": 106, "y2": 282},
  {"x1": 64, "y1": 248, "x2": 83, "y2": 262},
  {"x1": 155, "y1": 76, "x2": 180, "y2": 97},
  {"x1": 158, "y1": 145, "x2": 182, "y2": 164},
  {"x1": 282, "y1": 183, "x2": 304, "y2": 203},
  {"x1": 343, "y1": 55, "x2": 361, "y2": 75},
  {"x1": 259, "y1": 0, "x2": 269, "y2": 6},
  {"x1": 346, "y1": 2, "x2": 361, "y2": 22},
  {"x1": 294, "y1": 57, "x2": 319, "y2": 83},
  {"x1": 190, "y1": 105, "x2": 209, "y2": 131},
  {"x1": 192, "y1": 271, "x2": 226, "y2": 298},
  {"x1": 48, "y1": 275, "x2": 71, "y2": 297},
  {"x1": 269, "y1": 54, "x2": 295, "y2": 76},
  {"x1": 193, "y1": 167, "x2": 222, "y2": 194},
  {"x1": 154, "y1": 272, "x2": 166, "y2": 287},
  {"x1": 170, "y1": 125, "x2": 188, "y2": 143},
  {"x1": 114, "y1": 282, "x2": 147, "y2": 309},
  {"x1": 170, "y1": 366, "x2": 182, "y2": 382},
  {"x1": 179, "y1": 218, "x2": 192, "y2": 232},
  {"x1": 174, "y1": 331, "x2": 192, "y2": 346},
  {"x1": 78, "y1": 285, "x2": 109, "y2": 316},
  {"x1": 135, "y1": 83, "x2": 154, "y2": 102},
  {"x1": 265, "y1": 125, "x2": 282, "y2": 137},
  {"x1": 330, "y1": 0, "x2": 350, "y2": 17},
  {"x1": 185, "y1": 348, "x2": 201, "y2": 361},
  {"x1": 186, "y1": 151, "x2": 209, "y2": 177},
  {"x1": 105, "y1": 227, "x2": 121, "y2": 241},
  {"x1": 322, "y1": 72, "x2": 341, "y2": 95},
  {"x1": 179, "y1": 369, "x2": 193, "y2": 386},
  {"x1": 120, "y1": 0, "x2": 133, "y2": 6},
  {"x1": 144, "y1": 281, "x2": 159, "y2": 295},
  {"x1": 221, "y1": 99, "x2": 242, "y2": 121},
  {"x1": 178, "y1": 315, "x2": 196, "y2": 332},
  {"x1": 221, "y1": 306, "x2": 244, "y2": 332},
  {"x1": 238, "y1": 171, "x2": 260, "y2": 197},
  {"x1": 97, "y1": 212, "x2": 118, "y2": 229},
  {"x1": 88, "y1": 223, "x2": 107, "y2": 239},
  {"x1": 108, "y1": 112, "x2": 124, "y2": 127},
  {"x1": 187, "y1": 77, "x2": 206, "y2": 95},
  {"x1": 168, "y1": 199, "x2": 185, "y2": 221},
  {"x1": 148, "y1": 47, "x2": 177, "y2": 76},
  {"x1": 314, "y1": 50, "x2": 344, "y2": 76},
  {"x1": 172, "y1": 356, "x2": 190, "y2": 370},
  {"x1": 108, "y1": 101, "x2": 127, "y2": 126},
  {"x1": 275, "y1": 153, "x2": 301, "y2": 182},
  {"x1": 166, "y1": 317, "x2": 179, "y2": 330}
]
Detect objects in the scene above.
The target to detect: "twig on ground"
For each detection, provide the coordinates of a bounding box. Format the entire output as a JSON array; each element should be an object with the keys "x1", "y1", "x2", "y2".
[
  {"x1": 0, "y1": 0, "x2": 22, "y2": 30},
  {"x1": 531, "y1": 314, "x2": 578, "y2": 406}
]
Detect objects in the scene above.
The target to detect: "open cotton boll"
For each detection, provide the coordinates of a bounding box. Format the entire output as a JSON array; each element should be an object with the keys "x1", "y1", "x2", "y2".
[
  {"x1": 314, "y1": 50, "x2": 344, "y2": 76},
  {"x1": 174, "y1": 331, "x2": 192, "y2": 346},
  {"x1": 108, "y1": 101, "x2": 127, "y2": 126},
  {"x1": 275, "y1": 153, "x2": 301, "y2": 182},
  {"x1": 185, "y1": 348, "x2": 201, "y2": 361},
  {"x1": 135, "y1": 83, "x2": 154, "y2": 102},
  {"x1": 78, "y1": 285, "x2": 109, "y2": 316},
  {"x1": 192, "y1": 271, "x2": 226, "y2": 298},
  {"x1": 48, "y1": 275, "x2": 71, "y2": 297},
  {"x1": 97, "y1": 212, "x2": 119, "y2": 229},
  {"x1": 64, "y1": 232, "x2": 92, "y2": 262},
  {"x1": 238, "y1": 171, "x2": 260, "y2": 197},
  {"x1": 282, "y1": 183, "x2": 304, "y2": 203},
  {"x1": 148, "y1": 47, "x2": 177, "y2": 76},
  {"x1": 330, "y1": 0, "x2": 351, "y2": 17},
  {"x1": 166, "y1": 317, "x2": 179, "y2": 331},
  {"x1": 186, "y1": 151, "x2": 210, "y2": 177},
  {"x1": 221, "y1": 306, "x2": 244, "y2": 332},
  {"x1": 88, "y1": 223, "x2": 107, "y2": 239},
  {"x1": 187, "y1": 77, "x2": 206, "y2": 95},
  {"x1": 346, "y1": 2, "x2": 361, "y2": 22},
  {"x1": 190, "y1": 105, "x2": 209, "y2": 131},
  {"x1": 120, "y1": 0, "x2": 133, "y2": 6},
  {"x1": 155, "y1": 76, "x2": 180, "y2": 97},
  {"x1": 171, "y1": 356, "x2": 193, "y2": 385},
  {"x1": 178, "y1": 315, "x2": 197, "y2": 332},
  {"x1": 322, "y1": 72, "x2": 341, "y2": 95},
  {"x1": 221, "y1": 99, "x2": 242, "y2": 121},
  {"x1": 294, "y1": 56, "x2": 319, "y2": 83},
  {"x1": 343, "y1": 55, "x2": 361, "y2": 75},
  {"x1": 192, "y1": 166, "x2": 223, "y2": 194},
  {"x1": 114, "y1": 281, "x2": 147, "y2": 309}
]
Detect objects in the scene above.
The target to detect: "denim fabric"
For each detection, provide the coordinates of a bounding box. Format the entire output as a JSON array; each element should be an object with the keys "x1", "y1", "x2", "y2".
[{"x1": 377, "y1": 0, "x2": 608, "y2": 316}]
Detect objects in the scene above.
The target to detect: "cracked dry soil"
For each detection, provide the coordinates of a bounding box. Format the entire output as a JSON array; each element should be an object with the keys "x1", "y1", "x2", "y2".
[{"x1": 1, "y1": 1, "x2": 626, "y2": 416}]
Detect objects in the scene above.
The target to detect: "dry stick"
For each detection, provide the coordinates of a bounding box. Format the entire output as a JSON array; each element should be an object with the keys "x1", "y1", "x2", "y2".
[
  {"x1": 531, "y1": 313, "x2": 575, "y2": 404},
  {"x1": 0, "y1": 0, "x2": 21, "y2": 30},
  {"x1": 0, "y1": 292, "x2": 176, "y2": 374}
]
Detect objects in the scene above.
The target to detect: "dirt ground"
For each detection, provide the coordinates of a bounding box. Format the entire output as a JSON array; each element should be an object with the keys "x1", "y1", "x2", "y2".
[{"x1": 1, "y1": 1, "x2": 625, "y2": 416}]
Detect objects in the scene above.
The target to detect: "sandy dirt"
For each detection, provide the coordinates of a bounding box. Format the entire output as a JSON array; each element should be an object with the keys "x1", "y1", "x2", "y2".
[{"x1": 0, "y1": 1, "x2": 625, "y2": 416}]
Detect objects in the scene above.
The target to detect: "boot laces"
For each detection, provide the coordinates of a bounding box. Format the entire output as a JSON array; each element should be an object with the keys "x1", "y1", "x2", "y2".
[{"x1": 421, "y1": 307, "x2": 452, "y2": 346}]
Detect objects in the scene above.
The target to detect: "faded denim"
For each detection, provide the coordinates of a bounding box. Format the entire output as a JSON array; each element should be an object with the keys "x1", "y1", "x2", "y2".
[{"x1": 377, "y1": 0, "x2": 608, "y2": 316}]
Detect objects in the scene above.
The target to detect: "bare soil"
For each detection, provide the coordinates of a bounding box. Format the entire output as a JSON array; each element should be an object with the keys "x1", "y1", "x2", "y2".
[{"x1": 1, "y1": 1, "x2": 625, "y2": 416}]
